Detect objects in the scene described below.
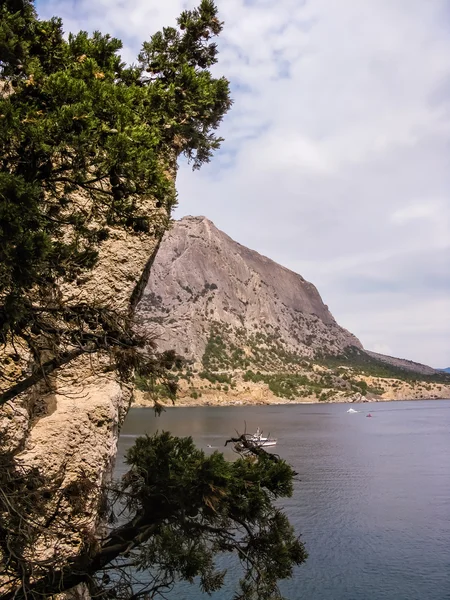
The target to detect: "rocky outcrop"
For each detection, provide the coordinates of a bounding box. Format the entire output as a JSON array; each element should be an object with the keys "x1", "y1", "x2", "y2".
[
  {"x1": 0, "y1": 185, "x2": 174, "y2": 595},
  {"x1": 137, "y1": 215, "x2": 362, "y2": 367},
  {"x1": 134, "y1": 216, "x2": 449, "y2": 406}
]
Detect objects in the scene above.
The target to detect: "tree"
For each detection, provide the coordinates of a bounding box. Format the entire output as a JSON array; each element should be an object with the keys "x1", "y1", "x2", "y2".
[
  {"x1": 0, "y1": 2, "x2": 307, "y2": 598},
  {"x1": 0, "y1": 0, "x2": 232, "y2": 403},
  {"x1": 0, "y1": 432, "x2": 307, "y2": 599}
]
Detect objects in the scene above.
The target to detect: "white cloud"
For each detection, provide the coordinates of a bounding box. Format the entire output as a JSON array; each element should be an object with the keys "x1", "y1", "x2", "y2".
[
  {"x1": 36, "y1": 0, "x2": 450, "y2": 367},
  {"x1": 391, "y1": 202, "x2": 441, "y2": 224}
]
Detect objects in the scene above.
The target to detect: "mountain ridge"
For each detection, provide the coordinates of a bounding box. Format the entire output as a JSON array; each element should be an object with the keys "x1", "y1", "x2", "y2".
[
  {"x1": 134, "y1": 216, "x2": 450, "y2": 405},
  {"x1": 137, "y1": 215, "x2": 362, "y2": 368},
  {"x1": 137, "y1": 216, "x2": 442, "y2": 375}
]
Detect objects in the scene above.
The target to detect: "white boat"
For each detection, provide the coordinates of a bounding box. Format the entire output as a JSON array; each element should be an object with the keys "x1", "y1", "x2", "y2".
[
  {"x1": 347, "y1": 408, "x2": 359, "y2": 413},
  {"x1": 248, "y1": 427, "x2": 277, "y2": 447}
]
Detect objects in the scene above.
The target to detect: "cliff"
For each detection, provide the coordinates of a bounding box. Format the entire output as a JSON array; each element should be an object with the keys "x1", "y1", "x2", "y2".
[
  {"x1": 0, "y1": 190, "x2": 173, "y2": 596},
  {"x1": 135, "y1": 216, "x2": 450, "y2": 405},
  {"x1": 0, "y1": 0, "x2": 234, "y2": 593},
  {"x1": 137, "y1": 215, "x2": 362, "y2": 367}
]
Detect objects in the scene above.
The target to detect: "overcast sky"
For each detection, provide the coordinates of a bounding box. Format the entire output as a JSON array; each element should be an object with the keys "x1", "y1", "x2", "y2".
[{"x1": 36, "y1": 0, "x2": 450, "y2": 368}]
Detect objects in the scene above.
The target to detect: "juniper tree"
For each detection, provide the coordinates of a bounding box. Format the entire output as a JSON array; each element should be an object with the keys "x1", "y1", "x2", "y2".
[
  {"x1": 0, "y1": 432, "x2": 307, "y2": 599},
  {"x1": 0, "y1": 0, "x2": 231, "y2": 401},
  {"x1": 0, "y1": 2, "x2": 307, "y2": 598}
]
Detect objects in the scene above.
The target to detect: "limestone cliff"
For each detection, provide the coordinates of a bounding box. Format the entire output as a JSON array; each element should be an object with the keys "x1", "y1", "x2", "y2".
[{"x1": 0, "y1": 188, "x2": 172, "y2": 596}]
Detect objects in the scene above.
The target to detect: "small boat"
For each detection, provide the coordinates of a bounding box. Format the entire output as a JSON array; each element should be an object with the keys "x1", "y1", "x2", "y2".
[
  {"x1": 347, "y1": 408, "x2": 358, "y2": 413},
  {"x1": 248, "y1": 427, "x2": 277, "y2": 447},
  {"x1": 366, "y1": 413, "x2": 372, "y2": 418}
]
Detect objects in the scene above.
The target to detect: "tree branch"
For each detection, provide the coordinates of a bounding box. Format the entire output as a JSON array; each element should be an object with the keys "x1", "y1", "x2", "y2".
[
  {"x1": 0, "y1": 348, "x2": 85, "y2": 406},
  {"x1": 0, "y1": 518, "x2": 160, "y2": 600}
]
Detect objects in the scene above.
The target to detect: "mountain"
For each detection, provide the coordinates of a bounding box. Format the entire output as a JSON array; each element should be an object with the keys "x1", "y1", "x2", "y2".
[
  {"x1": 137, "y1": 215, "x2": 362, "y2": 369},
  {"x1": 135, "y1": 216, "x2": 450, "y2": 405},
  {"x1": 438, "y1": 367, "x2": 450, "y2": 374}
]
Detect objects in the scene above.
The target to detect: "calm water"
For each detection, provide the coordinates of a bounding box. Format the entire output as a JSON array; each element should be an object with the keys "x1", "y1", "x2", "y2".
[{"x1": 115, "y1": 400, "x2": 450, "y2": 600}]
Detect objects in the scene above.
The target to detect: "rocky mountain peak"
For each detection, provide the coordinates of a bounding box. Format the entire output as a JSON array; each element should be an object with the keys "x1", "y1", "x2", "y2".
[{"x1": 136, "y1": 217, "x2": 362, "y2": 370}]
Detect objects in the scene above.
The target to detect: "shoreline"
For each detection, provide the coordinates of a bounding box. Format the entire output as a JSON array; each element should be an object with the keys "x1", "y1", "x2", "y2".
[
  {"x1": 133, "y1": 373, "x2": 450, "y2": 409},
  {"x1": 132, "y1": 395, "x2": 450, "y2": 409}
]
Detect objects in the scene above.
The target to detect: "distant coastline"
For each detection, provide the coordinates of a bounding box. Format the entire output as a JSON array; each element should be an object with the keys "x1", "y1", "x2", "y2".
[{"x1": 133, "y1": 389, "x2": 450, "y2": 408}]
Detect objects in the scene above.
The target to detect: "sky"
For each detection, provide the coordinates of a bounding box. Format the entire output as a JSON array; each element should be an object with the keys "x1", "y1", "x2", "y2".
[{"x1": 36, "y1": 0, "x2": 450, "y2": 368}]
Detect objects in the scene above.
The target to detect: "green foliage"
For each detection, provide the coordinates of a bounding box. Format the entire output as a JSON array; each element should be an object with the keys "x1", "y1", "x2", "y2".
[
  {"x1": 201, "y1": 322, "x2": 308, "y2": 373},
  {"x1": 0, "y1": 0, "x2": 231, "y2": 345},
  {"x1": 0, "y1": 0, "x2": 232, "y2": 411},
  {"x1": 243, "y1": 370, "x2": 323, "y2": 400},
  {"x1": 135, "y1": 375, "x2": 177, "y2": 400},
  {"x1": 351, "y1": 379, "x2": 368, "y2": 395},
  {"x1": 0, "y1": 1, "x2": 63, "y2": 79},
  {"x1": 138, "y1": 0, "x2": 230, "y2": 168},
  {"x1": 116, "y1": 432, "x2": 307, "y2": 599},
  {"x1": 199, "y1": 370, "x2": 231, "y2": 384},
  {"x1": 0, "y1": 431, "x2": 307, "y2": 599},
  {"x1": 318, "y1": 390, "x2": 334, "y2": 402},
  {"x1": 202, "y1": 325, "x2": 229, "y2": 370},
  {"x1": 367, "y1": 385, "x2": 385, "y2": 395}
]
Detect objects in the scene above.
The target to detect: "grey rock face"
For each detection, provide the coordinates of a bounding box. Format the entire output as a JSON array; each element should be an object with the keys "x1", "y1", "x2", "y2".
[{"x1": 137, "y1": 216, "x2": 362, "y2": 365}]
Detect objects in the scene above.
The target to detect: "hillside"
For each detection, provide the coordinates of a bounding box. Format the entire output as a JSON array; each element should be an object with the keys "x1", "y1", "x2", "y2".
[
  {"x1": 136, "y1": 216, "x2": 450, "y2": 404},
  {"x1": 137, "y1": 215, "x2": 361, "y2": 368}
]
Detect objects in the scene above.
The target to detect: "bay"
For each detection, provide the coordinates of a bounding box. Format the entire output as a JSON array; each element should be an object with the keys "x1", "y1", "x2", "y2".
[{"x1": 115, "y1": 400, "x2": 450, "y2": 600}]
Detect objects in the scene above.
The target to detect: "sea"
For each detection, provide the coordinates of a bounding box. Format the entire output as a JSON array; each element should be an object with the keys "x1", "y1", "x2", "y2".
[{"x1": 115, "y1": 400, "x2": 450, "y2": 600}]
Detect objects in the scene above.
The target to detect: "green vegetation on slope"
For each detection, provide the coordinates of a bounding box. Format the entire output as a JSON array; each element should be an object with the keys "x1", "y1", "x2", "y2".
[
  {"x1": 242, "y1": 369, "x2": 368, "y2": 400},
  {"x1": 196, "y1": 325, "x2": 449, "y2": 401},
  {"x1": 201, "y1": 321, "x2": 307, "y2": 372}
]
